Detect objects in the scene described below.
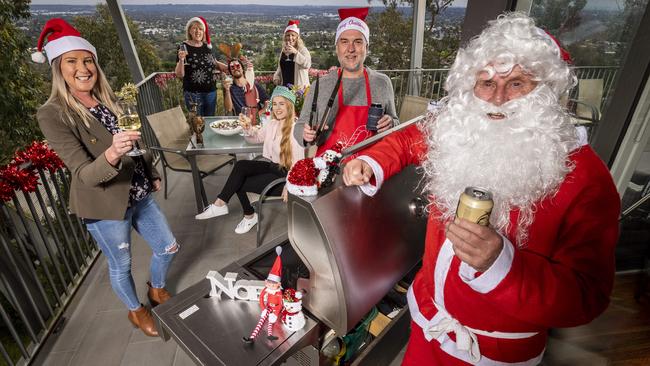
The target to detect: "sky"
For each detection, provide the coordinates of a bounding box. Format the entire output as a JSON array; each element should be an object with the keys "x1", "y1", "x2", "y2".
[{"x1": 30, "y1": 0, "x2": 470, "y2": 6}]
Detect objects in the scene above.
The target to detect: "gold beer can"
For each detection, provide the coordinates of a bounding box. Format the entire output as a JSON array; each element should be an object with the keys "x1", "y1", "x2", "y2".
[{"x1": 455, "y1": 187, "x2": 493, "y2": 226}]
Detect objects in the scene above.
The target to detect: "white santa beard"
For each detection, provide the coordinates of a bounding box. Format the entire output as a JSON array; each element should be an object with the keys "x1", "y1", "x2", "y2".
[{"x1": 421, "y1": 85, "x2": 578, "y2": 245}]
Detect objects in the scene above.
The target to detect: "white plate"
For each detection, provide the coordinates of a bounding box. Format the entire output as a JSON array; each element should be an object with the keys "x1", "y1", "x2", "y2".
[{"x1": 209, "y1": 120, "x2": 243, "y2": 136}]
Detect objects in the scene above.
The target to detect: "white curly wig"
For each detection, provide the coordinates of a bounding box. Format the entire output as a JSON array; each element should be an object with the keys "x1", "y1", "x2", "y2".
[
  {"x1": 420, "y1": 12, "x2": 580, "y2": 246},
  {"x1": 445, "y1": 12, "x2": 576, "y2": 99}
]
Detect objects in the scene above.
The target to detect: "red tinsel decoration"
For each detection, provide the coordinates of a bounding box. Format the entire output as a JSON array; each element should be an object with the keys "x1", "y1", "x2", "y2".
[
  {"x1": 0, "y1": 179, "x2": 14, "y2": 202},
  {"x1": 14, "y1": 141, "x2": 64, "y2": 171},
  {"x1": 0, "y1": 164, "x2": 39, "y2": 201},
  {"x1": 287, "y1": 158, "x2": 317, "y2": 188}
]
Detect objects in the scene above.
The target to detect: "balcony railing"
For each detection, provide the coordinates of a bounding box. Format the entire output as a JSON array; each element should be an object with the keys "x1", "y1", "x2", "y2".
[
  {"x1": 134, "y1": 66, "x2": 618, "y2": 164},
  {"x1": 0, "y1": 162, "x2": 99, "y2": 366}
]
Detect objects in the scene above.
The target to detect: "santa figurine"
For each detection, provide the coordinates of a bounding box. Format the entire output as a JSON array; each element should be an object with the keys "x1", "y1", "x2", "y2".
[
  {"x1": 243, "y1": 246, "x2": 284, "y2": 343},
  {"x1": 281, "y1": 288, "x2": 306, "y2": 332}
]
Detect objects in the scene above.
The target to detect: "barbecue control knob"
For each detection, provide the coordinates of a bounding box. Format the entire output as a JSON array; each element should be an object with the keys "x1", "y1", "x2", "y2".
[{"x1": 409, "y1": 197, "x2": 426, "y2": 217}]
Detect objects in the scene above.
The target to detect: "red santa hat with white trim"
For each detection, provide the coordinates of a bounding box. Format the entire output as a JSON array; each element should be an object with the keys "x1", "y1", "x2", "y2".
[
  {"x1": 267, "y1": 246, "x2": 283, "y2": 283},
  {"x1": 286, "y1": 158, "x2": 318, "y2": 196},
  {"x1": 335, "y1": 7, "x2": 370, "y2": 45},
  {"x1": 186, "y1": 16, "x2": 212, "y2": 49},
  {"x1": 285, "y1": 20, "x2": 300, "y2": 35},
  {"x1": 32, "y1": 18, "x2": 97, "y2": 65},
  {"x1": 536, "y1": 28, "x2": 572, "y2": 64}
]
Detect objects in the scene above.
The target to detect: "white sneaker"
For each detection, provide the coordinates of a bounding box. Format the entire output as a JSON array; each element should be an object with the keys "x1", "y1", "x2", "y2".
[
  {"x1": 195, "y1": 204, "x2": 229, "y2": 220},
  {"x1": 234, "y1": 213, "x2": 258, "y2": 234}
]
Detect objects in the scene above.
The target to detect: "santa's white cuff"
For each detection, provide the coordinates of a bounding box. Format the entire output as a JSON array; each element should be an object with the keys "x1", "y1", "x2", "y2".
[
  {"x1": 357, "y1": 155, "x2": 384, "y2": 196},
  {"x1": 458, "y1": 233, "x2": 514, "y2": 294}
]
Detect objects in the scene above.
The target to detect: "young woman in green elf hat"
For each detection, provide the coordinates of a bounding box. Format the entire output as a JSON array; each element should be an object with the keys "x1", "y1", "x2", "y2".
[{"x1": 195, "y1": 86, "x2": 304, "y2": 234}]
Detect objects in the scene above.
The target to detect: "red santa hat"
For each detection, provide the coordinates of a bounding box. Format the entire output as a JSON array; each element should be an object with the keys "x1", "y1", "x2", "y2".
[
  {"x1": 286, "y1": 158, "x2": 318, "y2": 196},
  {"x1": 186, "y1": 16, "x2": 212, "y2": 49},
  {"x1": 267, "y1": 246, "x2": 283, "y2": 283},
  {"x1": 285, "y1": 20, "x2": 300, "y2": 35},
  {"x1": 32, "y1": 18, "x2": 97, "y2": 65},
  {"x1": 335, "y1": 7, "x2": 370, "y2": 45},
  {"x1": 537, "y1": 28, "x2": 572, "y2": 64}
]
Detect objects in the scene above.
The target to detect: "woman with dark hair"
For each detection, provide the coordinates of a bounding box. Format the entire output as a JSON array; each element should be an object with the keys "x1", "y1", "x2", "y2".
[{"x1": 34, "y1": 18, "x2": 178, "y2": 337}]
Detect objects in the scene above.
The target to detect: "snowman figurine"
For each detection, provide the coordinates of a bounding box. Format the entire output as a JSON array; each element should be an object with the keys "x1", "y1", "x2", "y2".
[{"x1": 281, "y1": 288, "x2": 306, "y2": 332}]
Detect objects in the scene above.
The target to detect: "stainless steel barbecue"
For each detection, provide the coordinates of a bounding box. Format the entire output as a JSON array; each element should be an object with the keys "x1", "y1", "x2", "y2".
[{"x1": 153, "y1": 120, "x2": 428, "y2": 365}]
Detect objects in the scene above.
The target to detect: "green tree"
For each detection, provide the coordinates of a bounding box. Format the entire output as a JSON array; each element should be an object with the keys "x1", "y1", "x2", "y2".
[
  {"x1": 531, "y1": 0, "x2": 587, "y2": 34},
  {"x1": 0, "y1": 0, "x2": 46, "y2": 165},
  {"x1": 367, "y1": 4, "x2": 461, "y2": 70},
  {"x1": 72, "y1": 4, "x2": 161, "y2": 90},
  {"x1": 367, "y1": 5, "x2": 412, "y2": 70},
  {"x1": 372, "y1": 0, "x2": 454, "y2": 31}
]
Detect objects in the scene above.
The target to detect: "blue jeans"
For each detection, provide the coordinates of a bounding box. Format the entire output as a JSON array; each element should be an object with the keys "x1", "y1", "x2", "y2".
[
  {"x1": 86, "y1": 195, "x2": 178, "y2": 310},
  {"x1": 184, "y1": 90, "x2": 217, "y2": 116}
]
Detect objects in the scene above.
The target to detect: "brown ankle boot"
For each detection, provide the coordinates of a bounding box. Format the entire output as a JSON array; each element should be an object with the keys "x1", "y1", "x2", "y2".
[
  {"x1": 127, "y1": 305, "x2": 159, "y2": 337},
  {"x1": 147, "y1": 281, "x2": 171, "y2": 307}
]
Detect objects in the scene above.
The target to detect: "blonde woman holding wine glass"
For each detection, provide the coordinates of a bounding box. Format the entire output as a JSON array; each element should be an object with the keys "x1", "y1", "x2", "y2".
[
  {"x1": 195, "y1": 86, "x2": 304, "y2": 234},
  {"x1": 175, "y1": 16, "x2": 227, "y2": 116},
  {"x1": 273, "y1": 20, "x2": 311, "y2": 89},
  {"x1": 34, "y1": 18, "x2": 179, "y2": 338}
]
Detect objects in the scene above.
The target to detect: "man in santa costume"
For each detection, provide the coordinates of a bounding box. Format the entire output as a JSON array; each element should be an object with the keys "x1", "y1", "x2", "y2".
[
  {"x1": 297, "y1": 7, "x2": 398, "y2": 156},
  {"x1": 243, "y1": 246, "x2": 284, "y2": 343},
  {"x1": 342, "y1": 13, "x2": 620, "y2": 365}
]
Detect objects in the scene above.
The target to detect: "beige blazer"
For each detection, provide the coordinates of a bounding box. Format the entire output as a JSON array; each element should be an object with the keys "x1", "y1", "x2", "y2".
[
  {"x1": 37, "y1": 101, "x2": 160, "y2": 220},
  {"x1": 273, "y1": 46, "x2": 311, "y2": 89}
]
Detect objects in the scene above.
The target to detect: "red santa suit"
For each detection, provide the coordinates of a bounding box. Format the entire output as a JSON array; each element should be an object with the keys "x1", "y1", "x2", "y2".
[
  {"x1": 259, "y1": 287, "x2": 283, "y2": 320},
  {"x1": 358, "y1": 124, "x2": 620, "y2": 365}
]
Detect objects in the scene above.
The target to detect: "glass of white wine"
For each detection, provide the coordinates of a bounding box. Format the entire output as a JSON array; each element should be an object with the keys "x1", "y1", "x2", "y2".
[{"x1": 117, "y1": 101, "x2": 146, "y2": 157}]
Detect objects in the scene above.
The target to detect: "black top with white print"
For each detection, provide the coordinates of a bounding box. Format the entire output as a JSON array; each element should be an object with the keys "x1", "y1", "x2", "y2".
[
  {"x1": 88, "y1": 104, "x2": 152, "y2": 203},
  {"x1": 177, "y1": 42, "x2": 217, "y2": 93}
]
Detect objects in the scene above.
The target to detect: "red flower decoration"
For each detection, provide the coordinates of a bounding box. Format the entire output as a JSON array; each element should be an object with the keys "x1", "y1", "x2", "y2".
[
  {"x1": 14, "y1": 141, "x2": 64, "y2": 171},
  {"x1": 154, "y1": 72, "x2": 177, "y2": 89}
]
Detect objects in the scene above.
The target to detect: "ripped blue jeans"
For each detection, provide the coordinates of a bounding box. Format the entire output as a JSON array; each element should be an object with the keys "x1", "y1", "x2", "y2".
[{"x1": 86, "y1": 195, "x2": 178, "y2": 310}]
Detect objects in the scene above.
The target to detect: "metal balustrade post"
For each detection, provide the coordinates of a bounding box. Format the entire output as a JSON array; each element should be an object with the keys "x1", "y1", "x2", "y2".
[
  {"x1": 0, "y1": 341, "x2": 14, "y2": 366},
  {"x1": 12, "y1": 195, "x2": 63, "y2": 301},
  {"x1": 1, "y1": 204, "x2": 55, "y2": 316},
  {"x1": 28, "y1": 190, "x2": 74, "y2": 289},
  {"x1": 49, "y1": 168, "x2": 86, "y2": 268},
  {"x1": 0, "y1": 299, "x2": 29, "y2": 359},
  {"x1": 0, "y1": 265, "x2": 40, "y2": 343},
  {"x1": 57, "y1": 169, "x2": 95, "y2": 258},
  {"x1": 35, "y1": 168, "x2": 79, "y2": 281}
]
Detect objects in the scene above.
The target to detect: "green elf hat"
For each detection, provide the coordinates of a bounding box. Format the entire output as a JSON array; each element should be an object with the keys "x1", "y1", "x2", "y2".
[{"x1": 271, "y1": 86, "x2": 296, "y2": 105}]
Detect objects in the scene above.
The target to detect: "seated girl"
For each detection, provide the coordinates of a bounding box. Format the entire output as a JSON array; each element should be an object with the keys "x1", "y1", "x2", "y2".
[{"x1": 195, "y1": 86, "x2": 304, "y2": 234}]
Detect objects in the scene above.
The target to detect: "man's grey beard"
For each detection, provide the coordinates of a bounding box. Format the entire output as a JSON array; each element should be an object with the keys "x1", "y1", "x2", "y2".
[{"x1": 420, "y1": 85, "x2": 579, "y2": 246}]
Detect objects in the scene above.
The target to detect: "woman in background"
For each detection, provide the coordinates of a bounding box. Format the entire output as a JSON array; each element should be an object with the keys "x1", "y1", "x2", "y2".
[
  {"x1": 34, "y1": 18, "x2": 178, "y2": 337},
  {"x1": 273, "y1": 20, "x2": 311, "y2": 89},
  {"x1": 195, "y1": 86, "x2": 304, "y2": 234},
  {"x1": 176, "y1": 16, "x2": 228, "y2": 116}
]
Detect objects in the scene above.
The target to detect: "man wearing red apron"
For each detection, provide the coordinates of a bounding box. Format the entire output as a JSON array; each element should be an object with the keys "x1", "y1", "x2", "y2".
[{"x1": 297, "y1": 7, "x2": 398, "y2": 156}]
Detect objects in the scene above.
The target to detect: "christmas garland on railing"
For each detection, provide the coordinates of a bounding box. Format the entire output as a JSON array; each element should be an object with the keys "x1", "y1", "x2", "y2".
[
  {"x1": 151, "y1": 67, "x2": 336, "y2": 90},
  {"x1": 0, "y1": 141, "x2": 64, "y2": 202}
]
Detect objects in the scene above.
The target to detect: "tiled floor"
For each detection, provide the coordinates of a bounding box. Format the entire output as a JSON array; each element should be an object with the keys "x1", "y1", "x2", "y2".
[
  {"x1": 32, "y1": 159, "x2": 650, "y2": 366},
  {"x1": 34, "y1": 161, "x2": 404, "y2": 366}
]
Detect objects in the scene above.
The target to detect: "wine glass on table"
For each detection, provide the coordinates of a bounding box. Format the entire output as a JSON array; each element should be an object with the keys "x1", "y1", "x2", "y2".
[{"x1": 117, "y1": 101, "x2": 145, "y2": 157}]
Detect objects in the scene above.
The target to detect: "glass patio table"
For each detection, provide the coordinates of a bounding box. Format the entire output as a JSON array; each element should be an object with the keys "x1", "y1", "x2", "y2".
[{"x1": 187, "y1": 116, "x2": 263, "y2": 213}]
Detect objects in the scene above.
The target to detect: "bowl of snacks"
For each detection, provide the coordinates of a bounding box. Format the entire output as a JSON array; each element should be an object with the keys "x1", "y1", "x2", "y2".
[{"x1": 209, "y1": 119, "x2": 243, "y2": 136}]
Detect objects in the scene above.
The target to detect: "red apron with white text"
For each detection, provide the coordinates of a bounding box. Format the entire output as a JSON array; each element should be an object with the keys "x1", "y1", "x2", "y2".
[{"x1": 316, "y1": 69, "x2": 372, "y2": 157}]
